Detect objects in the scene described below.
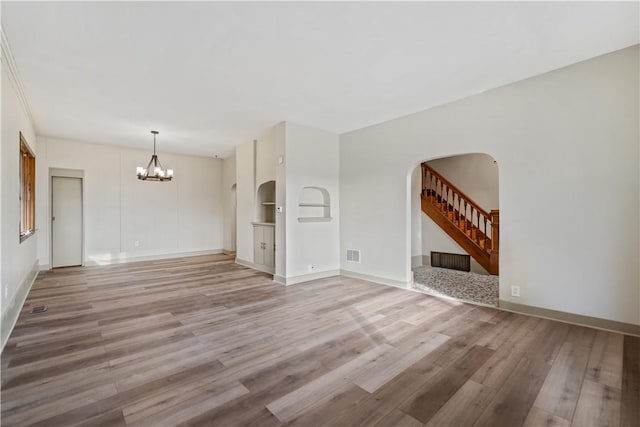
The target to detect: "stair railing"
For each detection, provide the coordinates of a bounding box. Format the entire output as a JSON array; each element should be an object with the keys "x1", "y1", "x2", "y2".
[{"x1": 421, "y1": 163, "x2": 499, "y2": 257}]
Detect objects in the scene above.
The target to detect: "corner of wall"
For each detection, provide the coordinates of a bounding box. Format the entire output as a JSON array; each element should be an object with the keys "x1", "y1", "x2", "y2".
[{"x1": 1, "y1": 259, "x2": 38, "y2": 352}]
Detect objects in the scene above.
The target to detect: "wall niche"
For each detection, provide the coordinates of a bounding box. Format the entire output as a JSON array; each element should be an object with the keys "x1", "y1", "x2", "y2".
[
  {"x1": 255, "y1": 180, "x2": 275, "y2": 224},
  {"x1": 298, "y1": 186, "x2": 331, "y2": 222}
]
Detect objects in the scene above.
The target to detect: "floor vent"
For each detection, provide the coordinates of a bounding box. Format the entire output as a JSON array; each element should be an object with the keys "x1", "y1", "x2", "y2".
[
  {"x1": 431, "y1": 252, "x2": 470, "y2": 272},
  {"x1": 346, "y1": 249, "x2": 361, "y2": 263},
  {"x1": 31, "y1": 306, "x2": 48, "y2": 314}
]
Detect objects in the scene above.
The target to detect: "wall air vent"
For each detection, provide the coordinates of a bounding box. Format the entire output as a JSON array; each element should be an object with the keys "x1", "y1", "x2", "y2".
[
  {"x1": 431, "y1": 251, "x2": 470, "y2": 272},
  {"x1": 346, "y1": 249, "x2": 361, "y2": 263}
]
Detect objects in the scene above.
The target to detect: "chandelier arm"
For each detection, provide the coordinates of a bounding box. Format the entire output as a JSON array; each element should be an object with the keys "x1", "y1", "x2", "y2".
[{"x1": 145, "y1": 156, "x2": 155, "y2": 173}]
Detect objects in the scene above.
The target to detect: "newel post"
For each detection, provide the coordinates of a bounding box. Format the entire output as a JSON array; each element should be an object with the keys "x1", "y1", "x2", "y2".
[
  {"x1": 421, "y1": 163, "x2": 426, "y2": 198},
  {"x1": 489, "y1": 209, "x2": 500, "y2": 275}
]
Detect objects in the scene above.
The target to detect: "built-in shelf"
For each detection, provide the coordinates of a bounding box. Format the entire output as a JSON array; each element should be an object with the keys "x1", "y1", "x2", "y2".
[
  {"x1": 298, "y1": 186, "x2": 332, "y2": 223},
  {"x1": 251, "y1": 221, "x2": 275, "y2": 226},
  {"x1": 256, "y1": 181, "x2": 276, "y2": 223},
  {"x1": 297, "y1": 217, "x2": 332, "y2": 223}
]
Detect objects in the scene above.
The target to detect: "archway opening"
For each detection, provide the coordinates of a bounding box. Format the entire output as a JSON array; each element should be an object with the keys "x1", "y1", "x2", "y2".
[{"x1": 409, "y1": 153, "x2": 499, "y2": 306}]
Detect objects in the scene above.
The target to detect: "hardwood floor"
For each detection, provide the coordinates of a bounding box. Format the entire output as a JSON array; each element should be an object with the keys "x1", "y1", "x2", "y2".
[{"x1": 1, "y1": 254, "x2": 638, "y2": 426}]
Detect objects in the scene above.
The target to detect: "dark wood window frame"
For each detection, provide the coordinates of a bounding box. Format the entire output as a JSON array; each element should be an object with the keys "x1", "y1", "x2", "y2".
[{"x1": 19, "y1": 132, "x2": 36, "y2": 242}]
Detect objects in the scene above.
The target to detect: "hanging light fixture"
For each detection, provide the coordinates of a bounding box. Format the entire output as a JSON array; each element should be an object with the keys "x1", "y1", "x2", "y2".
[{"x1": 136, "y1": 131, "x2": 174, "y2": 181}]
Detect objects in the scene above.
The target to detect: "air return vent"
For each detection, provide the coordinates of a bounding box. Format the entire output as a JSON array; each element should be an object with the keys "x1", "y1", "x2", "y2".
[
  {"x1": 346, "y1": 249, "x2": 360, "y2": 263},
  {"x1": 431, "y1": 252, "x2": 470, "y2": 272}
]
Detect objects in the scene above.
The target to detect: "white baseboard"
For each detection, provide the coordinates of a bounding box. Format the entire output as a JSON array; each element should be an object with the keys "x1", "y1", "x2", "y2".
[
  {"x1": 280, "y1": 270, "x2": 341, "y2": 286},
  {"x1": 80, "y1": 249, "x2": 224, "y2": 267},
  {"x1": 499, "y1": 300, "x2": 640, "y2": 337},
  {"x1": 340, "y1": 269, "x2": 412, "y2": 290},
  {"x1": 235, "y1": 258, "x2": 275, "y2": 275},
  {"x1": 1, "y1": 260, "x2": 39, "y2": 352},
  {"x1": 240, "y1": 264, "x2": 339, "y2": 286}
]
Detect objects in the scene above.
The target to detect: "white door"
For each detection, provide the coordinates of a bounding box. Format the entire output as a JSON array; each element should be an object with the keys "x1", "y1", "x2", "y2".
[{"x1": 52, "y1": 177, "x2": 82, "y2": 267}]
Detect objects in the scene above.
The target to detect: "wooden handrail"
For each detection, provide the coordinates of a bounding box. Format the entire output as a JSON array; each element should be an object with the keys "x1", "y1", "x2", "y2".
[
  {"x1": 422, "y1": 164, "x2": 490, "y2": 218},
  {"x1": 421, "y1": 162, "x2": 499, "y2": 275}
]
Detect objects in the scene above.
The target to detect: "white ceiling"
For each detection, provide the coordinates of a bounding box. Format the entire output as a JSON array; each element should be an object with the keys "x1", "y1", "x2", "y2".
[{"x1": 2, "y1": 2, "x2": 638, "y2": 158}]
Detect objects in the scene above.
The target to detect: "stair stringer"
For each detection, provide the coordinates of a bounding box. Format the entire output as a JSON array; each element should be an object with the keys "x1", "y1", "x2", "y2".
[{"x1": 421, "y1": 197, "x2": 496, "y2": 274}]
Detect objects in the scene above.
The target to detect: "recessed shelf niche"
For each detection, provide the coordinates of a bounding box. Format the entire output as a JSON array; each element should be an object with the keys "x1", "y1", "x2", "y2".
[
  {"x1": 255, "y1": 180, "x2": 276, "y2": 224},
  {"x1": 298, "y1": 186, "x2": 331, "y2": 222}
]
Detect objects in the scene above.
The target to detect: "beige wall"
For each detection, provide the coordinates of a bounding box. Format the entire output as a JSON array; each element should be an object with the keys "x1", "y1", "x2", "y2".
[
  {"x1": 341, "y1": 46, "x2": 639, "y2": 325},
  {"x1": 1, "y1": 47, "x2": 39, "y2": 349},
  {"x1": 222, "y1": 155, "x2": 236, "y2": 252},
  {"x1": 35, "y1": 137, "x2": 224, "y2": 267}
]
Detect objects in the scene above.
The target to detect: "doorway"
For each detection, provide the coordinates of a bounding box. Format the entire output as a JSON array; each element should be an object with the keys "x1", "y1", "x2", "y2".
[
  {"x1": 409, "y1": 153, "x2": 500, "y2": 306},
  {"x1": 51, "y1": 176, "x2": 83, "y2": 268}
]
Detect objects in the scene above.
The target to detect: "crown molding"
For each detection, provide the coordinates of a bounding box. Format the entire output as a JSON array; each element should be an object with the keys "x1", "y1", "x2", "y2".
[{"x1": 1, "y1": 27, "x2": 37, "y2": 130}]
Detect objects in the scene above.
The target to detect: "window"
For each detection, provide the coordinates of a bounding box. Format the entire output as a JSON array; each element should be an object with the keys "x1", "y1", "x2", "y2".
[{"x1": 19, "y1": 132, "x2": 35, "y2": 242}]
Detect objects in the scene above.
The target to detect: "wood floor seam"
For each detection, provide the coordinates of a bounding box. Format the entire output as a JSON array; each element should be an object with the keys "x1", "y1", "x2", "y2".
[{"x1": 1, "y1": 254, "x2": 637, "y2": 427}]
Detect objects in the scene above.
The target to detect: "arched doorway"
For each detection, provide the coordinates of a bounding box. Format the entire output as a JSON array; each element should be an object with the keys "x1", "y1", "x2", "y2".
[{"x1": 409, "y1": 153, "x2": 499, "y2": 306}]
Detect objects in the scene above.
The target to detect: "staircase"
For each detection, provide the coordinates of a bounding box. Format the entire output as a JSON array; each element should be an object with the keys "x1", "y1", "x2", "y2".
[{"x1": 421, "y1": 163, "x2": 499, "y2": 275}]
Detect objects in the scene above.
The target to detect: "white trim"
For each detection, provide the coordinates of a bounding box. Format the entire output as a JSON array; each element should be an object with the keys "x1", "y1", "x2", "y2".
[
  {"x1": 499, "y1": 300, "x2": 640, "y2": 337},
  {"x1": 50, "y1": 174, "x2": 85, "y2": 269},
  {"x1": 80, "y1": 249, "x2": 223, "y2": 267},
  {"x1": 235, "y1": 257, "x2": 275, "y2": 275},
  {"x1": 340, "y1": 269, "x2": 412, "y2": 289},
  {"x1": 1, "y1": 29, "x2": 37, "y2": 129},
  {"x1": 280, "y1": 270, "x2": 340, "y2": 286},
  {"x1": 1, "y1": 260, "x2": 39, "y2": 352}
]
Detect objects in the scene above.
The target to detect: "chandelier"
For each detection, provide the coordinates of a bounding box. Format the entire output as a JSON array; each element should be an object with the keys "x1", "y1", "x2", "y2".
[{"x1": 136, "y1": 131, "x2": 174, "y2": 181}]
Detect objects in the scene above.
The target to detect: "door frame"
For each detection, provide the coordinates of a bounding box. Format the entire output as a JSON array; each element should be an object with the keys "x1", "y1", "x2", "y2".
[{"x1": 49, "y1": 168, "x2": 85, "y2": 269}]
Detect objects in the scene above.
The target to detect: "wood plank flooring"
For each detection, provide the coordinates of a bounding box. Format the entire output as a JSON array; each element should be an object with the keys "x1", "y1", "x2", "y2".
[{"x1": 1, "y1": 254, "x2": 638, "y2": 426}]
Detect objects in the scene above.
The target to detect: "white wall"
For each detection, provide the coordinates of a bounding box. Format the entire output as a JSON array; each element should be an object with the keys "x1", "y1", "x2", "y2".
[
  {"x1": 235, "y1": 141, "x2": 255, "y2": 263},
  {"x1": 1, "y1": 47, "x2": 39, "y2": 348},
  {"x1": 36, "y1": 137, "x2": 223, "y2": 266},
  {"x1": 274, "y1": 123, "x2": 287, "y2": 278},
  {"x1": 340, "y1": 46, "x2": 639, "y2": 325},
  {"x1": 284, "y1": 122, "x2": 340, "y2": 280},
  {"x1": 255, "y1": 129, "x2": 276, "y2": 188},
  {"x1": 222, "y1": 155, "x2": 236, "y2": 252},
  {"x1": 410, "y1": 165, "x2": 422, "y2": 267}
]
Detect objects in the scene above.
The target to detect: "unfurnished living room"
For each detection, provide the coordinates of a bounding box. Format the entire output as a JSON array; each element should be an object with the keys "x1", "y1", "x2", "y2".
[{"x1": 1, "y1": 2, "x2": 639, "y2": 426}]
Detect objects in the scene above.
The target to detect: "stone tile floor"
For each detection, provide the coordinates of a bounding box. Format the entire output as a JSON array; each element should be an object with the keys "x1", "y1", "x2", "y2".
[{"x1": 412, "y1": 266, "x2": 499, "y2": 306}]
